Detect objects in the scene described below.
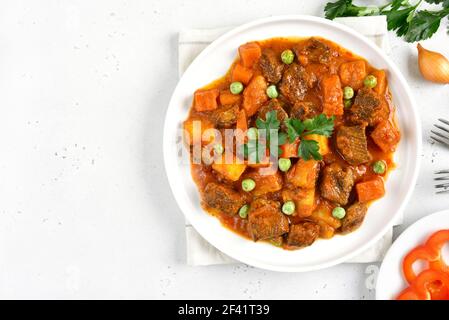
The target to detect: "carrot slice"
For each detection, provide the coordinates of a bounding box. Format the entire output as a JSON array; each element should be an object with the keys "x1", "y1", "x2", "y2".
[
  {"x1": 355, "y1": 177, "x2": 385, "y2": 202},
  {"x1": 219, "y1": 90, "x2": 242, "y2": 106},
  {"x1": 279, "y1": 138, "x2": 300, "y2": 158},
  {"x1": 236, "y1": 109, "x2": 247, "y2": 133},
  {"x1": 194, "y1": 88, "x2": 219, "y2": 112},
  {"x1": 372, "y1": 69, "x2": 387, "y2": 95},
  {"x1": 371, "y1": 120, "x2": 400, "y2": 153},
  {"x1": 231, "y1": 64, "x2": 253, "y2": 85},
  {"x1": 242, "y1": 75, "x2": 268, "y2": 117},
  {"x1": 238, "y1": 42, "x2": 261, "y2": 68},
  {"x1": 321, "y1": 74, "x2": 344, "y2": 116}
]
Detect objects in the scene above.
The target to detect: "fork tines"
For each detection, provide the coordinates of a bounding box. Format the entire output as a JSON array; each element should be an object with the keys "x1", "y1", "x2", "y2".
[
  {"x1": 435, "y1": 170, "x2": 449, "y2": 194},
  {"x1": 431, "y1": 119, "x2": 449, "y2": 147}
]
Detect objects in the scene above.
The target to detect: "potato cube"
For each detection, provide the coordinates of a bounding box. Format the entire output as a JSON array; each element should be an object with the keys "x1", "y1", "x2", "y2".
[
  {"x1": 286, "y1": 159, "x2": 320, "y2": 189},
  {"x1": 304, "y1": 134, "x2": 329, "y2": 156},
  {"x1": 243, "y1": 169, "x2": 283, "y2": 196},
  {"x1": 212, "y1": 157, "x2": 247, "y2": 182}
]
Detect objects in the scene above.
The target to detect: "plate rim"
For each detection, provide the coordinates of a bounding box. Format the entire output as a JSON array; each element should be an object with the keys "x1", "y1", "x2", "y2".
[{"x1": 163, "y1": 14, "x2": 422, "y2": 272}]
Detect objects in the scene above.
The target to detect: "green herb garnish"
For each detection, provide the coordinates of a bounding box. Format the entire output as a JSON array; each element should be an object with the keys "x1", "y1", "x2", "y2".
[
  {"x1": 284, "y1": 114, "x2": 335, "y2": 161},
  {"x1": 242, "y1": 110, "x2": 287, "y2": 162},
  {"x1": 324, "y1": 0, "x2": 449, "y2": 42},
  {"x1": 242, "y1": 112, "x2": 335, "y2": 162}
]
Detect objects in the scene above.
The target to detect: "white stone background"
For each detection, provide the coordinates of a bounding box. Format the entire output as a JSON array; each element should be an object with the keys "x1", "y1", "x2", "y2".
[{"x1": 0, "y1": 0, "x2": 448, "y2": 299}]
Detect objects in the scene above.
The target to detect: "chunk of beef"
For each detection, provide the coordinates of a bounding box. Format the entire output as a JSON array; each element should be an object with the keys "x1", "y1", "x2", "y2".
[
  {"x1": 286, "y1": 222, "x2": 320, "y2": 248},
  {"x1": 211, "y1": 104, "x2": 239, "y2": 128},
  {"x1": 203, "y1": 182, "x2": 245, "y2": 215},
  {"x1": 247, "y1": 199, "x2": 289, "y2": 241},
  {"x1": 257, "y1": 99, "x2": 288, "y2": 124},
  {"x1": 320, "y1": 163, "x2": 355, "y2": 205},
  {"x1": 340, "y1": 202, "x2": 368, "y2": 234},
  {"x1": 279, "y1": 63, "x2": 308, "y2": 104},
  {"x1": 294, "y1": 38, "x2": 337, "y2": 66},
  {"x1": 349, "y1": 88, "x2": 388, "y2": 126},
  {"x1": 259, "y1": 48, "x2": 284, "y2": 84},
  {"x1": 336, "y1": 125, "x2": 371, "y2": 165},
  {"x1": 290, "y1": 101, "x2": 320, "y2": 120}
]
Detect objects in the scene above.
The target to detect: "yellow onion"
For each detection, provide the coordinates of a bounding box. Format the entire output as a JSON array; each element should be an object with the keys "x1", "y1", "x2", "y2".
[{"x1": 417, "y1": 44, "x2": 449, "y2": 84}]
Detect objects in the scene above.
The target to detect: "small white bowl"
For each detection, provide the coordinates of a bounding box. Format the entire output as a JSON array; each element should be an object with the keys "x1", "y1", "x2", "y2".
[
  {"x1": 163, "y1": 15, "x2": 421, "y2": 272},
  {"x1": 376, "y1": 210, "x2": 449, "y2": 300}
]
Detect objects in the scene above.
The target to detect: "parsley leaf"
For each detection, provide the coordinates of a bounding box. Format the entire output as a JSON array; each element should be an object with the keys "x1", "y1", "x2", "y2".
[
  {"x1": 324, "y1": 0, "x2": 449, "y2": 42},
  {"x1": 242, "y1": 139, "x2": 266, "y2": 163},
  {"x1": 325, "y1": 0, "x2": 381, "y2": 19},
  {"x1": 245, "y1": 110, "x2": 286, "y2": 162},
  {"x1": 324, "y1": 0, "x2": 353, "y2": 19},
  {"x1": 405, "y1": 9, "x2": 448, "y2": 41},
  {"x1": 283, "y1": 114, "x2": 335, "y2": 161},
  {"x1": 303, "y1": 114, "x2": 336, "y2": 137},
  {"x1": 298, "y1": 140, "x2": 322, "y2": 161},
  {"x1": 285, "y1": 118, "x2": 305, "y2": 142},
  {"x1": 256, "y1": 110, "x2": 280, "y2": 131},
  {"x1": 426, "y1": 0, "x2": 448, "y2": 5},
  {"x1": 384, "y1": 6, "x2": 416, "y2": 34},
  {"x1": 278, "y1": 132, "x2": 288, "y2": 145}
]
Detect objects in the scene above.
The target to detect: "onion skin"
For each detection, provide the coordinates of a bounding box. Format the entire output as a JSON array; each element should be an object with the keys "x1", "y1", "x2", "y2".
[{"x1": 417, "y1": 44, "x2": 449, "y2": 84}]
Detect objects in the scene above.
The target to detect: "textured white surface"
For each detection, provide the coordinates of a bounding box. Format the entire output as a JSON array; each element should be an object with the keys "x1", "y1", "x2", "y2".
[{"x1": 0, "y1": 0, "x2": 448, "y2": 299}]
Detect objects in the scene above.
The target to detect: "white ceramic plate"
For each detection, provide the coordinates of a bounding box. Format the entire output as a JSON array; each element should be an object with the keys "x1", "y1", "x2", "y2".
[
  {"x1": 163, "y1": 15, "x2": 421, "y2": 272},
  {"x1": 376, "y1": 211, "x2": 449, "y2": 300}
]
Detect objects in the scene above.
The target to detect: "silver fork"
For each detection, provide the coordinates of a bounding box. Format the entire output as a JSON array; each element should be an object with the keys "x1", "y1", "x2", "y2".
[
  {"x1": 435, "y1": 170, "x2": 449, "y2": 194},
  {"x1": 431, "y1": 118, "x2": 449, "y2": 147}
]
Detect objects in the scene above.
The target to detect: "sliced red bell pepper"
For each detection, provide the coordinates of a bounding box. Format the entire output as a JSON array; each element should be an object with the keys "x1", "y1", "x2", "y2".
[
  {"x1": 402, "y1": 245, "x2": 440, "y2": 284},
  {"x1": 426, "y1": 229, "x2": 449, "y2": 273},
  {"x1": 396, "y1": 287, "x2": 419, "y2": 300},
  {"x1": 428, "y1": 280, "x2": 449, "y2": 300},
  {"x1": 411, "y1": 269, "x2": 449, "y2": 300}
]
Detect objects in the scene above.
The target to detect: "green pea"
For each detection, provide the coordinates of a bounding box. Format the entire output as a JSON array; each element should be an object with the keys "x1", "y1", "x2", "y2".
[
  {"x1": 281, "y1": 49, "x2": 295, "y2": 65},
  {"x1": 247, "y1": 127, "x2": 258, "y2": 140},
  {"x1": 344, "y1": 99, "x2": 352, "y2": 109},
  {"x1": 242, "y1": 178, "x2": 256, "y2": 192},
  {"x1": 278, "y1": 158, "x2": 292, "y2": 172},
  {"x1": 266, "y1": 85, "x2": 278, "y2": 99},
  {"x1": 282, "y1": 201, "x2": 295, "y2": 215},
  {"x1": 239, "y1": 204, "x2": 249, "y2": 219},
  {"x1": 213, "y1": 144, "x2": 224, "y2": 155},
  {"x1": 373, "y1": 160, "x2": 387, "y2": 175},
  {"x1": 230, "y1": 81, "x2": 244, "y2": 94},
  {"x1": 303, "y1": 118, "x2": 313, "y2": 127},
  {"x1": 343, "y1": 86, "x2": 354, "y2": 99},
  {"x1": 332, "y1": 207, "x2": 346, "y2": 219},
  {"x1": 364, "y1": 75, "x2": 377, "y2": 88}
]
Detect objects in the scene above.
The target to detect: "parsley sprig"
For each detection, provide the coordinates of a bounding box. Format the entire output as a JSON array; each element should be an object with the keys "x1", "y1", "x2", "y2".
[
  {"x1": 242, "y1": 111, "x2": 287, "y2": 162},
  {"x1": 241, "y1": 112, "x2": 335, "y2": 162},
  {"x1": 324, "y1": 0, "x2": 449, "y2": 42},
  {"x1": 285, "y1": 114, "x2": 336, "y2": 160}
]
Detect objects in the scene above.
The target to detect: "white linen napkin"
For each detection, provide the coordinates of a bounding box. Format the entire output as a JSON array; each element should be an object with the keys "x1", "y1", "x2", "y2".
[{"x1": 180, "y1": 15, "x2": 398, "y2": 266}]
